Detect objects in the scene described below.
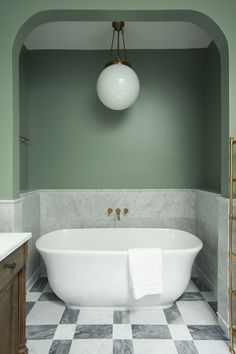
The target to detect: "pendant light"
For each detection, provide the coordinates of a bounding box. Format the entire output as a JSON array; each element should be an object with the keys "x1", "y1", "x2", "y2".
[{"x1": 97, "y1": 21, "x2": 140, "y2": 110}]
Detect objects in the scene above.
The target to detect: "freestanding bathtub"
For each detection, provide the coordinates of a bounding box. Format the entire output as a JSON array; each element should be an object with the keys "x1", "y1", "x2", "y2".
[{"x1": 36, "y1": 228, "x2": 202, "y2": 309}]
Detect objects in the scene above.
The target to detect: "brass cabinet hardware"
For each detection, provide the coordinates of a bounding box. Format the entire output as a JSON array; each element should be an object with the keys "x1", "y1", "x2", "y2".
[{"x1": 7, "y1": 262, "x2": 16, "y2": 270}]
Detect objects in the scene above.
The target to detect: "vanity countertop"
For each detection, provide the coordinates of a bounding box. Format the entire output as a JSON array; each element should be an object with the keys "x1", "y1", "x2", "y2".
[{"x1": 0, "y1": 232, "x2": 31, "y2": 261}]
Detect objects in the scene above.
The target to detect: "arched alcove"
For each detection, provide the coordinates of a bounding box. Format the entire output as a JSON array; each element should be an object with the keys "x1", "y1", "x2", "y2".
[{"x1": 13, "y1": 9, "x2": 229, "y2": 197}]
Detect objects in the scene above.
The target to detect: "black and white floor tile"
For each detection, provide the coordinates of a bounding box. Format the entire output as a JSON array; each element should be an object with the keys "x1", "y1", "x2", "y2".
[{"x1": 26, "y1": 277, "x2": 229, "y2": 354}]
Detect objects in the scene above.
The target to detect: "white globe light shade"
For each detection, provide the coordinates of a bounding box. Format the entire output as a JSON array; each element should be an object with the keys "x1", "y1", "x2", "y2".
[{"x1": 96, "y1": 63, "x2": 140, "y2": 110}]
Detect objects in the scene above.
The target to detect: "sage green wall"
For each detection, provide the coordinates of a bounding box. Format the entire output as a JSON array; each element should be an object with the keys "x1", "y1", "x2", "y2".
[
  {"x1": 0, "y1": 3, "x2": 233, "y2": 199},
  {"x1": 21, "y1": 49, "x2": 209, "y2": 189},
  {"x1": 204, "y1": 43, "x2": 221, "y2": 192},
  {"x1": 19, "y1": 47, "x2": 29, "y2": 191},
  {"x1": 0, "y1": 4, "x2": 232, "y2": 199}
]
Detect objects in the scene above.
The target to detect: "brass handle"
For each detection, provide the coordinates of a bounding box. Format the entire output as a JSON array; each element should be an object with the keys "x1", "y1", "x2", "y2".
[
  {"x1": 124, "y1": 208, "x2": 129, "y2": 215},
  {"x1": 8, "y1": 262, "x2": 16, "y2": 270},
  {"x1": 107, "y1": 208, "x2": 113, "y2": 215}
]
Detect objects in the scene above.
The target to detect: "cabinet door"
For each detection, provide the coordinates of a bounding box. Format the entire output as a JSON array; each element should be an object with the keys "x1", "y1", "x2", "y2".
[{"x1": 0, "y1": 275, "x2": 19, "y2": 354}]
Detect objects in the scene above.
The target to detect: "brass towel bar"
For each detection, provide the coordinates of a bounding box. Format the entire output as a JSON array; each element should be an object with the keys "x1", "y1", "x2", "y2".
[
  {"x1": 20, "y1": 136, "x2": 30, "y2": 144},
  {"x1": 229, "y1": 137, "x2": 236, "y2": 353}
]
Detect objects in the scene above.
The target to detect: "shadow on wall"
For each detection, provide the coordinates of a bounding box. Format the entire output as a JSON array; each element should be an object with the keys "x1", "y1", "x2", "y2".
[{"x1": 91, "y1": 94, "x2": 129, "y2": 127}]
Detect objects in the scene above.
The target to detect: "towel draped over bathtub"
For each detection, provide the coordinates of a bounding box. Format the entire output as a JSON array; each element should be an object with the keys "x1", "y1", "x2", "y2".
[{"x1": 128, "y1": 248, "x2": 163, "y2": 300}]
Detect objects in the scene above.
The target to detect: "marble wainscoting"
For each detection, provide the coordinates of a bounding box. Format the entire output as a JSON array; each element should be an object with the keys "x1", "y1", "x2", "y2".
[
  {"x1": 194, "y1": 190, "x2": 220, "y2": 296},
  {"x1": 0, "y1": 191, "x2": 41, "y2": 283},
  {"x1": 40, "y1": 189, "x2": 196, "y2": 235},
  {"x1": 217, "y1": 197, "x2": 236, "y2": 334},
  {"x1": 20, "y1": 191, "x2": 41, "y2": 281},
  {"x1": 0, "y1": 200, "x2": 15, "y2": 231}
]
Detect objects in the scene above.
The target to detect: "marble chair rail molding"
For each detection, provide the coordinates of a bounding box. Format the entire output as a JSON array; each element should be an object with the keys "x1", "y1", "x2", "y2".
[{"x1": 0, "y1": 188, "x2": 231, "y2": 331}]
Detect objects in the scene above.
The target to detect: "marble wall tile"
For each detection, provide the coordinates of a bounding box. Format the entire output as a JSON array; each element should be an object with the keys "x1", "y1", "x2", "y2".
[
  {"x1": 217, "y1": 196, "x2": 236, "y2": 330},
  {"x1": 40, "y1": 189, "x2": 195, "y2": 236},
  {"x1": 40, "y1": 191, "x2": 96, "y2": 219},
  {"x1": 21, "y1": 193, "x2": 41, "y2": 280},
  {"x1": 195, "y1": 190, "x2": 220, "y2": 295},
  {"x1": 93, "y1": 189, "x2": 195, "y2": 219},
  {"x1": 13, "y1": 200, "x2": 23, "y2": 232},
  {"x1": 0, "y1": 202, "x2": 14, "y2": 231}
]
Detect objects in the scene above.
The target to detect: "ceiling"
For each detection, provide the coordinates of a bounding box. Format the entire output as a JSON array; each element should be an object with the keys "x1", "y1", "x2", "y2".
[{"x1": 24, "y1": 21, "x2": 212, "y2": 50}]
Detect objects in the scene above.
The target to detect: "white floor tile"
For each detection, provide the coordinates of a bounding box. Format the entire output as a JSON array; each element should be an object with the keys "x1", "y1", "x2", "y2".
[
  {"x1": 133, "y1": 339, "x2": 178, "y2": 354},
  {"x1": 53, "y1": 324, "x2": 76, "y2": 339},
  {"x1": 77, "y1": 310, "x2": 113, "y2": 324},
  {"x1": 168, "y1": 325, "x2": 192, "y2": 340},
  {"x1": 27, "y1": 340, "x2": 52, "y2": 354},
  {"x1": 69, "y1": 339, "x2": 113, "y2": 354},
  {"x1": 185, "y1": 281, "x2": 199, "y2": 292},
  {"x1": 26, "y1": 292, "x2": 41, "y2": 302},
  {"x1": 177, "y1": 301, "x2": 217, "y2": 325},
  {"x1": 194, "y1": 340, "x2": 230, "y2": 354},
  {"x1": 113, "y1": 324, "x2": 132, "y2": 339},
  {"x1": 130, "y1": 310, "x2": 167, "y2": 324},
  {"x1": 26, "y1": 301, "x2": 65, "y2": 325},
  {"x1": 201, "y1": 291, "x2": 217, "y2": 302}
]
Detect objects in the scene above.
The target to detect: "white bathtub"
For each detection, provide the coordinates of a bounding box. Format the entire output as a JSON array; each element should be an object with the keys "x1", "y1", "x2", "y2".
[{"x1": 36, "y1": 228, "x2": 202, "y2": 309}]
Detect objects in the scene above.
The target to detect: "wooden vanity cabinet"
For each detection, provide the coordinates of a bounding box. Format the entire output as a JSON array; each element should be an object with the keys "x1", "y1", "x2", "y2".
[{"x1": 0, "y1": 243, "x2": 28, "y2": 354}]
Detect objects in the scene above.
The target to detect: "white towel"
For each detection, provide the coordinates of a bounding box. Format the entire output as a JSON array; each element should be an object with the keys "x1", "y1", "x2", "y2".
[{"x1": 128, "y1": 248, "x2": 163, "y2": 300}]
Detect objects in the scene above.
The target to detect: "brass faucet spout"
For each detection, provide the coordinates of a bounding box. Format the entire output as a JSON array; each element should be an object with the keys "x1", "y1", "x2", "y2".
[{"x1": 116, "y1": 208, "x2": 121, "y2": 221}]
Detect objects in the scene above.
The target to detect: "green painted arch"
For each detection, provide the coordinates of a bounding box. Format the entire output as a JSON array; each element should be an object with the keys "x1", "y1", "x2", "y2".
[{"x1": 11, "y1": 9, "x2": 229, "y2": 197}]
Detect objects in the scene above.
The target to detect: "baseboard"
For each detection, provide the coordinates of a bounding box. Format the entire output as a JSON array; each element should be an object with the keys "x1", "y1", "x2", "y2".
[
  {"x1": 193, "y1": 264, "x2": 217, "y2": 296},
  {"x1": 218, "y1": 312, "x2": 229, "y2": 336},
  {"x1": 26, "y1": 266, "x2": 41, "y2": 291}
]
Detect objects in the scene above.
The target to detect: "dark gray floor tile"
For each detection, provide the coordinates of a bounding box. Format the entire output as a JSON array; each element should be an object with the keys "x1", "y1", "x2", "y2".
[
  {"x1": 38, "y1": 292, "x2": 62, "y2": 302},
  {"x1": 30, "y1": 277, "x2": 48, "y2": 292},
  {"x1": 188, "y1": 325, "x2": 228, "y2": 340},
  {"x1": 74, "y1": 324, "x2": 113, "y2": 339},
  {"x1": 60, "y1": 307, "x2": 80, "y2": 324},
  {"x1": 175, "y1": 341, "x2": 198, "y2": 354},
  {"x1": 26, "y1": 325, "x2": 57, "y2": 340},
  {"x1": 49, "y1": 340, "x2": 72, "y2": 354},
  {"x1": 208, "y1": 301, "x2": 217, "y2": 314},
  {"x1": 177, "y1": 292, "x2": 204, "y2": 301},
  {"x1": 114, "y1": 311, "x2": 130, "y2": 324},
  {"x1": 164, "y1": 304, "x2": 184, "y2": 324},
  {"x1": 113, "y1": 340, "x2": 133, "y2": 354},
  {"x1": 26, "y1": 302, "x2": 35, "y2": 317},
  {"x1": 132, "y1": 325, "x2": 171, "y2": 339},
  {"x1": 191, "y1": 277, "x2": 210, "y2": 291}
]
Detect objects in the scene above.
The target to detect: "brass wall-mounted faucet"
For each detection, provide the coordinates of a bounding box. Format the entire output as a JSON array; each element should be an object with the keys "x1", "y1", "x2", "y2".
[
  {"x1": 107, "y1": 208, "x2": 113, "y2": 215},
  {"x1": 107, "y1": 208, "x2": 129, "y2": 220},
  {"x1": 124, "y1": 208, "x2": 129, "y2": 215},
  {"x1": 116, "y1": 208, "x2": 121, "y2": 221}
]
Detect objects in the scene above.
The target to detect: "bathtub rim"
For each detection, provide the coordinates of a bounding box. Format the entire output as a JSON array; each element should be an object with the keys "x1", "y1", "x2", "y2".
[{"x1": 36, "y1": 227, "x2": 203, "y2": 255}]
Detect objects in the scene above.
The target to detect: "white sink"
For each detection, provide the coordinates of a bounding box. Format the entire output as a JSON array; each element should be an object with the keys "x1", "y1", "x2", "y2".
[{"x1": 0, "y1": 233, "x2": 32, "y2": 261}]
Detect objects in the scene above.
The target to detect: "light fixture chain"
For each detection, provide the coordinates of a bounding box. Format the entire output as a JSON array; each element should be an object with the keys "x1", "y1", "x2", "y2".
[
  {"x1": 117, "y1": 29, "x2": 120, "y2": 59},
  {"x1": 121, "y1": 28, "x2": 127, "y2": 61},
  {"x1": 109, "y1": 28, "x2": 116, "y2": 61}
]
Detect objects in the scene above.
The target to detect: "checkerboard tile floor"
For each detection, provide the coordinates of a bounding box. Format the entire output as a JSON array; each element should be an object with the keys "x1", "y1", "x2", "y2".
[{"x1": 26, "y1": 277, "x2": 229, "y2": 354}]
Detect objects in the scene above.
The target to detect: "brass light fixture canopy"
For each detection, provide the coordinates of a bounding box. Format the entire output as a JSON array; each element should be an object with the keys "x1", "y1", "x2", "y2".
[
  {"x1": 105, "y1": 21, "x2": 132, "y2": 68},
  {"x1": 112, "y1": 21, "x2": 124, "y2": 32}
]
